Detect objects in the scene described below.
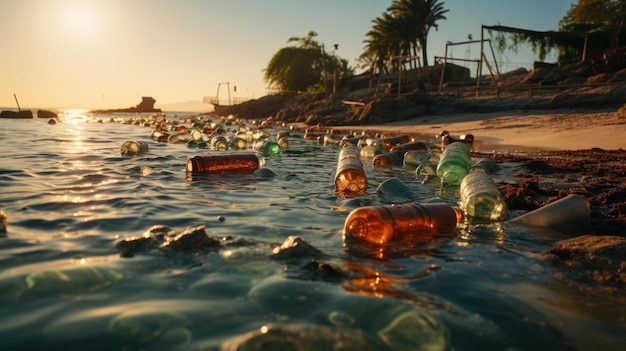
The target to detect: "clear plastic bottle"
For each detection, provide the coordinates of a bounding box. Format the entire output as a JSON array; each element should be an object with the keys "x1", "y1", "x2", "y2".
[
  {"x1": 509, "y1": 194, "x2": 590, "y2": 227},
  {"x1": 253, "y1": 139, "x2": 282, "y2": 158},
  {"x1": 186, "y1": 154, "x2": 264, "y2": 175},
  {"x1": 459, "y1": 172, "x2": 509, "y2": 220},
  {"x1": 168, "y1": 132, "x2": 194, "y2": 144},
  {"x1": 121, "y1": 141, "x2": 149, "y2": 156},
  {"x1": 372, "y1": 151, "x2": 404, "y2": 168},
  {"x1": 277, "y1": 136, "x2": 289, "y2": 149},
  {"x1": 403, "y1": 149, "x2": 440, "y2": 170},
  {"x1": 375, "y1": 177, "x2": 418, "y2": 203},
  {"x1": 343, "y1": 202, "x2": 464, "y2": 245},
  {"x1": 210, "y1": 135, "x2": 229, "y2": 151},
  {"x1": 227, "y1": 135, "x2": 248, "y2": 150},
  {"x1": 360, "y1": 145, "x2": 382, "y2": 158},
  {"x1": 470, "y1": 157, "x2": 498, "y2": 173},
  {"x1": 436, "y1": 142, "x2": 471, "y2": 185},
  {"x1": 334, "y1": 144, "x2": 368, "y2": 198}
]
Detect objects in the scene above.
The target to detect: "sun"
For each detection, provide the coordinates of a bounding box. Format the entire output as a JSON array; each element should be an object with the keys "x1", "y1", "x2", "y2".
[{"x1": 64, "y1": 5, "x2": 96, "y2": 32}]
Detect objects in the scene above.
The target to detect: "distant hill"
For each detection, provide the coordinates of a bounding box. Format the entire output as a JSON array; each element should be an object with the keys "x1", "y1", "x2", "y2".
[{"x1": 156, "y1": 100, "x2": 214, "y2": 113}]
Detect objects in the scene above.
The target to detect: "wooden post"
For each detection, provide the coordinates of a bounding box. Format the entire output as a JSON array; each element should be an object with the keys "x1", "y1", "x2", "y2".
[{"x1": 13, "y1": 93, "x2": 21, "y2": 111}]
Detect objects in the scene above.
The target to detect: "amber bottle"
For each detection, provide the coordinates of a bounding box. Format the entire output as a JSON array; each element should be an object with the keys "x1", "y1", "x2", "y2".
[
  {"x1": 343, "y1": 202, "x2": 463, "y2": 245},
  {"x1": 186, "y1": 154, "x2": 264, "y2": 175},
  {"x1": 334, "y1": 144, "x2": 368, "y2": 197}
]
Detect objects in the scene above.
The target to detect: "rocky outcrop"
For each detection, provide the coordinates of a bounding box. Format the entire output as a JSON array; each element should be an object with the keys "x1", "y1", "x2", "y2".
[
  {"x1": 210, "y1": 57, "x2": 626, "y2": 126},
  {"x1": 91, "y1": 96, "x2": 161, "y2": 114},
  {"x1": 0, "y1": 110, "x2": 33, "y2": 118}
]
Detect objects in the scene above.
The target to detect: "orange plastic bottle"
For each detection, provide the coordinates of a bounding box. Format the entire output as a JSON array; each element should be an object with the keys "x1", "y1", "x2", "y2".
[
  {"x1": 186, "y1": 154, "x2": 264, "y2": 175},
  {"x1": 334, "y1": 144, "x2": 368, "y2": 197},
  {"x1": 343, "y1": 202, "x2": 463, "y2": 245}
]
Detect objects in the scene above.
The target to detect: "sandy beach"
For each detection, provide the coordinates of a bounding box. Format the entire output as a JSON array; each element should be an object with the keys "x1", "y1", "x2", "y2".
[{"x1": 331, "y1": 107, "x2": 626, "y2": 152}]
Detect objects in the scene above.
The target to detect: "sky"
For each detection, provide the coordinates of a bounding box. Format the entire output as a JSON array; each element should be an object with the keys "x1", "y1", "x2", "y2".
[{"x1": 0, "y1": 0, "x2": 574, "y2": 110}]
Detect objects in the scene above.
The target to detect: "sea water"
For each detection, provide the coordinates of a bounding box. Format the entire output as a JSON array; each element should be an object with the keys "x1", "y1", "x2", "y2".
[{"x1": 0, "y1": 109, "x2": 624, "y2": 350}]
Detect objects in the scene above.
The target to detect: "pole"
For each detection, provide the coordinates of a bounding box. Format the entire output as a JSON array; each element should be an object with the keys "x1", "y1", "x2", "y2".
[
  {"x1": 321, "y1": 44, "x2": 328, "y2": 97},
  {"x1": 13, "y1": 93, "x2": 21, "y2": 111}
]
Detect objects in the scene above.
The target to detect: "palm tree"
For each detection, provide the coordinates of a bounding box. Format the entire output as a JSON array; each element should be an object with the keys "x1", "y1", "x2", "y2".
[{"x1": 387, "y1": 0, "x2": 449, "y2": 67}]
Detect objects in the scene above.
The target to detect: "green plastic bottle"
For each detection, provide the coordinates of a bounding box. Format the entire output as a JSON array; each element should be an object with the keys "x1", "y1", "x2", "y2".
[{"x1": 436, "y1": 142, "x2": 470, "y2": 185}]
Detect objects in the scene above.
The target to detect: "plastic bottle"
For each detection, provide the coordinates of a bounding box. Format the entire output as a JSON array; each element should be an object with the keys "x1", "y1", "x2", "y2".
[
  {"x1": 372, "y1": 151, "x2": 404, "y2": 168},
  {"x1": 382, "y1": 134, "x2": 412, "y2": 151},
  {"x1": 277, "y1": 135, "x2": 289, "y2": 149},
  {"x1": 253, "y1": 139, "x2": 282, "y2": 158},
  {"x1": 470, "y1": 157, "x2": 498, "y2": 173},
  {"x1": 509, "y1": 194, "x2": 590, "y2": 227},
  {"x1": 436, "y1": 142, "x2": 471, "y2": 185},
  {"x1": 389, "y1": 141, "x2": 426, "y2": 154},
  {"x1": 403, "y1": 149, "x2": 440, "y2": 170},
  {"x1": 186, "y1": 154, "x2": 265, "y2": 175},
  {"x1": 375, "y1": 177, "x2": 418, "y2": 203},
  {"x1": 459, "y1": 172, "x2": 509, "y2": 220},
  {"x1": 210, "y1": 135, "x2": 229, "y2": 151},
  {"x1": 227, "y1": 135, "x2": 248, "y2": 150},
  {"x1": 121, "y1": 141, "x2": 149, "y2": 156},
  {"x1": 360, "y1": 145, "x2": 382, "y2": 158},
  {"x1": 168, "y1": 132, "x2": 194, "y2": 144},
  {"x1": 151, "y1": 130, "x2": 170, "y2": 143},
  {"x1": 334, "y1": 144, "x2": 368, "y2": 198},
  {"x1": 343, "y1": 202, "x2": 464, "y2": 245}
]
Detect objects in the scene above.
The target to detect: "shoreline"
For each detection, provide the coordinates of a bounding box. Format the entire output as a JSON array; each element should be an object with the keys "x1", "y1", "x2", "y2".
[{"x1": 326, "y1": 107, "x2": 626, "y2": 152}]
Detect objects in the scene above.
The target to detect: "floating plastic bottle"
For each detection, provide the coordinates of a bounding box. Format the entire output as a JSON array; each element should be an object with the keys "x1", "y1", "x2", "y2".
[
  {"x1": 210, "y1": 135, "x2": 229, "y2": 151},
  {"x1": 403, "y1": 149, "x2": 440, "y2": 170},
  {"x1": 509, "y1": 194, "x2": 590, "y2": 227},
  {"x1": 168, "y1": 132, "x2": 194, "y2": 144},
  {"x1": 389, "y1": 141, "x2": 426, "y2": 154},
  {"x1": 436, "y1": 142, "x2": 471, "y2": 185},
  {"x1": 360, "y1": 145, "x2": 382, "y2": 158},
  {"x1": 470, "y1": 157, "x2": 498, "y2": 173},
  {"x1": 459, "y1": 172, "x2": 509, "y2": 220},
  {"x1": 227, "y1": 135, "x2": 248, "y2": 150},
  {"x1": 372, "y1": 151, "x2": 404, "y2": 168},
  {"x1": 120, "y1": 141, "x2": 149, "y2": 156},
  {"x1": 440, "y1": 131, "x2": 474, "y2": 150},
  {"x1": 382, "y1": 134, "x2": 412, "y2": 151},
  {"x1": 277, "y1": 136, "x2": 289, "y2": 149},
  {"x1": 375, "y1": 177, "x2": 418, "y2": 203},
  {"x1": 334, "y1": 144, "x2": 368, "y2": 198},
  {"x1": 343, "y1": 202, "x2": 464, "y2": 245},
  {"x1": 186, "y1": 154, "x2": 264, "y2": 175},
  {"x1": 151, "y1": 130, "x2": 170, "y2": 143},
  {"x1": 253, "y1": 139, "x2": 282, "y2": 158}
]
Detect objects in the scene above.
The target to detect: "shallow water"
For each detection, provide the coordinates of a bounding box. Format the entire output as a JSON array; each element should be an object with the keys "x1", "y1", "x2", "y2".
[{"x1": 0, "y1": 110, "x2": 624, "y2": 350}]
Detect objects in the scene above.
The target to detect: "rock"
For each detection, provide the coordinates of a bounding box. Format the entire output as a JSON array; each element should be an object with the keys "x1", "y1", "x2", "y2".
[
  {"x1": 37, "y1": 109, "x2": 57, "y2": 118},
  {"x1": 271, "y1": 235, "x2": 326, "y2": 260},
  {"x1": 0, "y1": 110, "x2": 33, "y2": 118},
  {"x1": 91, "y1": 96, "x2": 161, "y2": 114}
]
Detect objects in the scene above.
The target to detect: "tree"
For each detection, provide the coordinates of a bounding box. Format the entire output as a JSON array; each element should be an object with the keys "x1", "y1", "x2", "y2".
[
  {"x1": 388, "y1": 0, "x2": 449, "y2": 67},
  {"x1": 493, "y1": 0, "x2": 626, "y2": 64},
  {"x1": 361, "y1": 0, "x2": 448, "y2": 75},
  {"x1": 264, "y1": 31, "x2": 353, "y2": 94}
]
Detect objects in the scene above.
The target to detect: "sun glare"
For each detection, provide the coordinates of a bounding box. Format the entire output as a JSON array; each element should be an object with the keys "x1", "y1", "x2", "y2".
[{"x1": 58, "y1": 2, "x2": 100, "y2": 37}]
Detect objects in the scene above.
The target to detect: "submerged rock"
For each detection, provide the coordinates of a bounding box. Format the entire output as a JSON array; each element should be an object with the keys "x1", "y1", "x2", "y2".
[{"x1": 115, "y1": 224, "x2": 221, "y2": 257}]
